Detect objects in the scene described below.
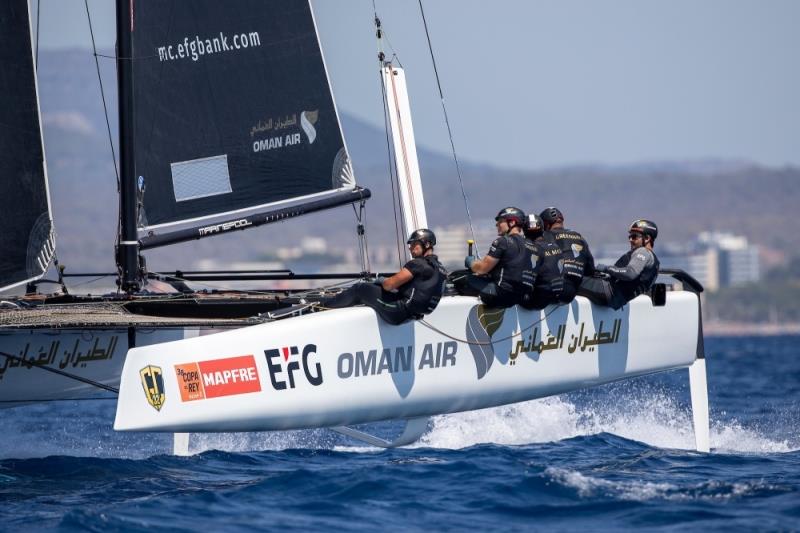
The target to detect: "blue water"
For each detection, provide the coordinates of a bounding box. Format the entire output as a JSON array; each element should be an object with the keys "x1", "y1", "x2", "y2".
[{"x1": 1, "y1": 336, "x2": 798, "y2": 531}]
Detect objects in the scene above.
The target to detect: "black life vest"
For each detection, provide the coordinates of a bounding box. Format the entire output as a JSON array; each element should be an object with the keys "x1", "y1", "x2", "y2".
[
  {"x1": 613, "y1": 248, "x2": 661, "y2": 301},
  {"x1": 529, "y1": 238, "x2": 564, "y2": 293},
  {"x1": 398, "y1": 255, "x2": 448, "y2": 316},
  {"x1": 544, "y1": 228, "x2": 593, "y2": 284},
  {"x1": 492, "y1": 234, "x2": 534, "y2": 292}
]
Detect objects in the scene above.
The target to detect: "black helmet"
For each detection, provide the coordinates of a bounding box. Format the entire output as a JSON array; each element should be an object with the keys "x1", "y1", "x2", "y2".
[
  {"x1": 407, "y1": 228, "x2": 436, "y2": 249},
  {"x1": 495, "y1": 207, "x2": 526, "y2": 228},
  {"x1": 539, "y1": 207, "x2": 564, "y2": 226},
  {"x1": 526, "y1": 213, "x2": 543, "y2": 232},
  {"x1": 629, "y1": 219, "x2": 658, "y2": 241},
  {"x1": 524, "y1": 213, "x2": 544, "y2": 238}
]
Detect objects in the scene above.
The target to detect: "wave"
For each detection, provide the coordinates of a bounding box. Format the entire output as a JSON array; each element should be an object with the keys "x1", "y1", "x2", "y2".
[
  {"x1": 418, "y1": 388, "x2": 798, "y2": 454},
  {"x1": 544, "y1": 466, "x2": 782, "y2": 501}
]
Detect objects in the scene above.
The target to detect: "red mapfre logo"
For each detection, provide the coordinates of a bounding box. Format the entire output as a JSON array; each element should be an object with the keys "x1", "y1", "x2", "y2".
[{"x1": 175, "y1": 355, "x2": 261, "y2": 402}]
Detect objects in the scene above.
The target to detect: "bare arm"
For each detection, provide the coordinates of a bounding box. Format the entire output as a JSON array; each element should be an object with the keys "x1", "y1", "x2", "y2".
[
  {"x1": 470, "y1": 256, "x2": 499, "y2": 275},
  {"x1": 383, "y1": 268, "x2": 414, "y2": 291}
]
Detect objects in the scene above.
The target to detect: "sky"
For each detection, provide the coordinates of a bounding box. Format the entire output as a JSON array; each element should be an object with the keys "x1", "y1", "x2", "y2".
[{"x1": 33, "y1": 0, "x2": 800, "y2": 171}]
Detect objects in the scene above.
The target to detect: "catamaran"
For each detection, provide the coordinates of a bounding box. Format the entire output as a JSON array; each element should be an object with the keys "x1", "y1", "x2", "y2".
[{"x1": 0, "y1": 0, "x2": 710, "y2": 454}]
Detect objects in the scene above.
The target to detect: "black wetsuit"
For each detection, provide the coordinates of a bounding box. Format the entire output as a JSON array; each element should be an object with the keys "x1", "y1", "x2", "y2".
[
  {"x1": 466, "y1": 233, "x2": 533, "y2": 308},
  {"x1": 324, "y1": 255, "x2": 447, "y2": 325},
  {"x1": 578, "y1": 247, "x2": 660, "y2": 310},
  {"x1": 520, "y1": 236, "x2": 566, "y2": 310},
  {"x1": 543, "y1": 228, "x2": 595, "y2": 303}
]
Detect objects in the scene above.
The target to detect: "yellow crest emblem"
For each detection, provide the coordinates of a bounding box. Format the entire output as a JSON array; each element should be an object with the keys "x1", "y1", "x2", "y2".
[{"x1": 139, "y1": 365, "x2": 165, "y2": 411}]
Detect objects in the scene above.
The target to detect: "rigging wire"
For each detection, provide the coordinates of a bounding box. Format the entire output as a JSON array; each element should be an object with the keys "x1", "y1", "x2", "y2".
[
  {"x1": 0, "y1": 350, "x2": 119, "y2": 394},
  {"x1": 84, "y1": 0, "x2": 123, "y2": 290},
  {"x1": 83, "y1": 0, "x2": 120, "y2": 194},
  {"x1": 351, "y1": 201, "x2": 372, "y2": 274},
  {"x1": 380, "y1": 70, "x2": 407, "y2": 268},
  {"x1": 35, "y1": 0, "x2": 41, "y2": 68},
  {"x1": 417, "y1": 0, "x2": 478, "y2": 250},
  {"x1": 373, "y1": 3, "x2": 407, "y2": 268},
  {"x1": 32, "y1": 2, "x2": 64, "y2": 288},
  {"x1": 419, "y1": 303, "x2": 563, "y2": 346},
  {"x1": 0, "y1": 397, "x2": 116, "y2": 404}
]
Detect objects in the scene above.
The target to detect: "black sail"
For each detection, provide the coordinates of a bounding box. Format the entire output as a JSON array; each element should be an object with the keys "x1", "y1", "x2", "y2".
[
  {"x1": 0, "y1": 1, "x2": 55, "y2": 291},
  {"x1": 132, "y1": 0, "x2": 356, "y2": 229}
]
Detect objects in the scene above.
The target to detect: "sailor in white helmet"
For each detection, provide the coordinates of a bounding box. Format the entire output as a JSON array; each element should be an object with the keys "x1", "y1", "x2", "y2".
[{"x1": 578, "y1": 219, "x2": 660, "y2": 309}]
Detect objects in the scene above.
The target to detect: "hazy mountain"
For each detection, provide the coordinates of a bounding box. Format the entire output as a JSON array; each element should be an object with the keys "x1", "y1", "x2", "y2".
[{"x1": 35, "y1": 50, "x2": 800, "y2": 274}]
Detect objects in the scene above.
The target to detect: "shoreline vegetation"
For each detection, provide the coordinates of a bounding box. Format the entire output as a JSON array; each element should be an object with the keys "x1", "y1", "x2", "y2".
[
  {"x1": 704, "y1": 320, "x2": 800, "y2": 337},
  {"x1": 702, "y1": 266, "x2": 800, "y2": 334}
]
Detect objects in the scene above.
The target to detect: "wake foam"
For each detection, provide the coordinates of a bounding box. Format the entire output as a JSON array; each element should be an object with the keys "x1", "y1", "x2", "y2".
[
  {"x1": 418, "y1": 390, "x2": 798, "y2": 454},
  {"x1": 188, "y1": 428, "x2": 336, "y2": 454},
  {"x1": 189, "y1": 385, "x2": 797, "y2": 455},
  {"x1": 544, "y1": 466, "x2": 778, "y2": 501}
]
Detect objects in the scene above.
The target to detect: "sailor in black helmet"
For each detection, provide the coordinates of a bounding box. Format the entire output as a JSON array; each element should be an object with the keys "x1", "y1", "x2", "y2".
[
  {"x1": 520, "y1": 213, "x2": 567, "y2": 309},
  {"x1": 463, "y1": 207, "x2": 533, "y2": 308},
  {"x1": 322, "y1": 229, "x2": 447, "y2": 325},
  {"x1": 539, "y1": 206, "x2": 595, "y2": 304},
  {"x1": 578, "y1": 219, "x2": 660, "y2": 310}
]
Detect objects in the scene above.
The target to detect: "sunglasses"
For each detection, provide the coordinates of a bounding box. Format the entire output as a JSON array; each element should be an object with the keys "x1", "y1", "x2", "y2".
[{"x1": 628, "y1": 233, "x2": 643, "y2": 240}]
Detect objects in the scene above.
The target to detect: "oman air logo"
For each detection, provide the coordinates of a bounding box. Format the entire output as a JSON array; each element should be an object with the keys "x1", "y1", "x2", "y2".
[
  {"x1": 465, "y1": 305, "x2": 506, "y2": 379},
  {"x1": 264, "y1": 344, "x2": 323, "y2": 390},
  {"x1": 571, "y1": 243, "x2": 583, "y2": 258},
  {"x1": 140, "y1": 365, "x2": 165, "y2": 411},
  {"x1": 300, "y1": 109, "x2": 318, "y2": 144}
]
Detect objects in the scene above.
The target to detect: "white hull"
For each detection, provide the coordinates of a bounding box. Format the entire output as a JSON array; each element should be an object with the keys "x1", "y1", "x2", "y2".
[
  {"x1": 115, "y1": 292, "x2": 700, "y2": 432},
  {"x1": 0, "y1": 327, "x2": 222, "y2": 406}
]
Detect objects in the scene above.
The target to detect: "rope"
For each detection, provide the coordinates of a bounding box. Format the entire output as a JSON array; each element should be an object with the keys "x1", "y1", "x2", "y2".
[
  {"x1": 145, "y1": 271, "x2": 363, "y2": 300},
  {"x1": 352, "y1": 201, "x2": 372, "y2": 274},
  {"x1": 0, "y1": 350, "x2": 119, "y2": 394},
  {"x1": 417, "y1": 0, "x2": 478, "y2": 250},
  {"x1": 35, "y1": 0, "x2": 41, "y2": 69},
  {"x1": 373, "y1": 7, "x2": 406, "y2": 269},
  {"x1": 419, "y1": 303, "x2": 563, "y2": 346},
  {"x1": 0, "y1": 397, "x2": 116, "y2": 404},
  {"x1": 84, "y1": 0, "x2": 120, "y2": 194},
  {"x1": 84, "y1": 0, "x2": 122, "y2": 287}
]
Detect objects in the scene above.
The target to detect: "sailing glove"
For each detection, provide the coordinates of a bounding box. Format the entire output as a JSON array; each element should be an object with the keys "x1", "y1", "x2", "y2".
[{"x1": 464, "y1": 256, "x2": 477, "y2": 269}]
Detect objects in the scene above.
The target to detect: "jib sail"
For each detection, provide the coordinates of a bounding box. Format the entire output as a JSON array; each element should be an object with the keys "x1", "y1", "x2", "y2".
[
  {"x1": 131, "y1": 0, "x2": 358, "y2": 232},
  {"x1": 0, "y1": 0, "x2": 55, "y2": 291}
]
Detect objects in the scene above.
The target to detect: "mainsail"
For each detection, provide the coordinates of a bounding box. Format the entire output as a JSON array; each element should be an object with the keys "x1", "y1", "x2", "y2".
[
  {"x1": 0, "y1": 0, "x2": 55, "y2": 291},
  {"x1": 131, "y1": 0, "x2": 358, "y2": 233}
]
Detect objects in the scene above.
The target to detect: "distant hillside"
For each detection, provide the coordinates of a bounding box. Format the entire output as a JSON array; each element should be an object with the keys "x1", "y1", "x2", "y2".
[{"x1": 35, "y1": 50, "x2": 800, "y2": 273}]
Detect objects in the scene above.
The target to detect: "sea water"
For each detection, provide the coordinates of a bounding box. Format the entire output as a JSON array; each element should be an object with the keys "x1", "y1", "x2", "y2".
[{"x1": 0, "y1": 336, "x2": 797, "y2": 531}]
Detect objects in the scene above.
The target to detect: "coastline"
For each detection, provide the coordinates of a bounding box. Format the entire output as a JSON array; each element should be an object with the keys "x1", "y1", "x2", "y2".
[{"x1": 703, "y1": 320, "x2": 800, "y2": 337}]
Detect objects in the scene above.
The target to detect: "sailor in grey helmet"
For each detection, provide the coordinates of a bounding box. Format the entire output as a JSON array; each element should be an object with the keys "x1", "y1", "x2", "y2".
[
  {"x1": 322, "y1": 229, "x2": 447, "y2": 324},
  {"x1": 578, "y1": 219, "x2": 660, "y2": 310}
]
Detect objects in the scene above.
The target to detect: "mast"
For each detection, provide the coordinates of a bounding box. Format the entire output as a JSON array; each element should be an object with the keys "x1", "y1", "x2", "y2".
[
  {"x1": 381, "y1": 63, "x2": 428, "y2": 242},
  {"x1": 116, "y1": 0, "x2": 141, "y2": 292}
]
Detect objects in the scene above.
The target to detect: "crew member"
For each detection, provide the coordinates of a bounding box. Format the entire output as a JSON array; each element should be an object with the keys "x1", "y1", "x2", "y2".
[
  {"x1": 540, "y1": 206, "x2": 595, "y2": 303},
  {"x1": 322, "y1": 229, "x2": 447, "y2": 324},
  {"x1": 578, "y1": 219, "x2": 660, "y2": 309},
  {"x1": 463, "y1": 207, "x2": 533, "y2": 308},
  {"x1": 520, "y1": 213, "x2": 566, "y2": 309}
]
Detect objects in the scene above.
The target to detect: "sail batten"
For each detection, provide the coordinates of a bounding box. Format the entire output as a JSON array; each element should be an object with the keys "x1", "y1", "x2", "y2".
[
  {"x1": 132, "y1": 0, "x2": 358, "y2": 231},
  {"x1": 0, "y1": 0, "x2": 55, "y2": 291}
]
